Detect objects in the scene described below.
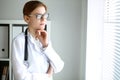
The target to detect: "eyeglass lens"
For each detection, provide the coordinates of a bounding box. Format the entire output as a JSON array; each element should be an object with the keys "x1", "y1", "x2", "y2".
[{"x1": 36, "y1": 13, "x2": 49, "y2": 19}]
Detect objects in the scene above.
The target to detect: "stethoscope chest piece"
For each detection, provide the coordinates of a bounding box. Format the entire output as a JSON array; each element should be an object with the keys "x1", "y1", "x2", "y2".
[{"x1": 24, "y1": 61, "x2": 29, "y2": 68}]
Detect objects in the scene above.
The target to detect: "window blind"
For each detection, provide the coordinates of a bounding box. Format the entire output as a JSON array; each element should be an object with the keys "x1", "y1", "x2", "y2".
[{"x1": 103, "y1": 0, "x2": 120, "y2": 80}]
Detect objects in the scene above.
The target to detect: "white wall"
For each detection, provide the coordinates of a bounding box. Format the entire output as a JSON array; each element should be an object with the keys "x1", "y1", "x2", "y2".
[{"x1": 0, "y1": 0, "x2": 87, "y2": 80}]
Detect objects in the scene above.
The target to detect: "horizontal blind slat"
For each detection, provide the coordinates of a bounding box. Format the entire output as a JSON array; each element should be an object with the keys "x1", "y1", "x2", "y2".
[{"x1": 104, "y1": 0, "x2": 120, "y2": 79}]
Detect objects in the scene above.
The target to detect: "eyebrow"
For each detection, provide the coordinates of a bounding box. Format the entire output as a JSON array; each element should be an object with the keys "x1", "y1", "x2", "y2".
[{"x1": 34, "y1": 12, "x2": 47, "y2": 15}]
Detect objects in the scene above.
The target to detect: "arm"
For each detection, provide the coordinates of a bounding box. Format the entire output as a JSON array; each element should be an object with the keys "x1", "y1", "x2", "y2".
[
  {"x1": 36, "y1": 30, "x2": 64, "y2": 73},
  {"x1": 12, "y1": 38, "x2": 32, "y2": 80},
  {"x1": 43, "y1": 42, "x2": 64, "y2": 73}
]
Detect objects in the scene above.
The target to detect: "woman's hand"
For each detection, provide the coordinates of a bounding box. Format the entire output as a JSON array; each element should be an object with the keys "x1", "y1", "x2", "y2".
[
  {"x1": 36, "y1": 30, "x2": 48, "y2": 48},
  {"x1": 46, "y1": 64, "x2": 54, "y2": 77}
]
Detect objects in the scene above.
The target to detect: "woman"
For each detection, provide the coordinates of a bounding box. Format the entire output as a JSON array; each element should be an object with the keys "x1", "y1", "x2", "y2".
[{"x1": 12, "y1": 1, "x2": 64, "y2": 80}]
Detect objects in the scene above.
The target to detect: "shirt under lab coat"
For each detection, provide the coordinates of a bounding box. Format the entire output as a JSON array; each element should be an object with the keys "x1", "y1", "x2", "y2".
[{"x1": 12, "y1": 32, "x2": 64, "y2": 80}]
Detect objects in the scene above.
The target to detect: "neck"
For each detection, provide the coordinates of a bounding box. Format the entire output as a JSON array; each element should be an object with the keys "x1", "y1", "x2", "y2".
[{"x1": 28, "y1": 27, "x2": 36, "y2": 38}]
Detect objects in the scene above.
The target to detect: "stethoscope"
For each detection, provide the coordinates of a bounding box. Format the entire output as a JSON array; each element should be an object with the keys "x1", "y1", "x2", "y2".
[
  {"x1": 23, "y1": 25, "x2": 47, "y2": 68},
  {"x1": 24, "y1": 28, "x2": 29, "y2": 68}
]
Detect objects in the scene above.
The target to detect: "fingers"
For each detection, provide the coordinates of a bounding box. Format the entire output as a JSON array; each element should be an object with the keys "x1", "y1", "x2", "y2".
[
  {"x1": 36, "y1": 30, "x2": 47, "y2": 36},
  {"x1": 35, "y1": 29, "x2": 48, "y2": 47},
  {"x1": 38, "y1": 31, "x2": 40, "y2": 35},
  {"x1": 46, "y1": 65, "x2": 54, "y2": 77}
]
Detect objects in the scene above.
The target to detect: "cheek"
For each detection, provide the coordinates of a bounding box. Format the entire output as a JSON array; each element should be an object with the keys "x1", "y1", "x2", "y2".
[
  {"x1": 28, "y1": 21, "x2": 33, "y2": 26},
  {"x1": 29, "y1": 19, "x2": 37, "y2": 26}
]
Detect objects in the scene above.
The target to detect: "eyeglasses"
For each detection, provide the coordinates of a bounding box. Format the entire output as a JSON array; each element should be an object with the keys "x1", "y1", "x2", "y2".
[{"x1": 29, "y1": 13, "x2": 49, "y2": 20}]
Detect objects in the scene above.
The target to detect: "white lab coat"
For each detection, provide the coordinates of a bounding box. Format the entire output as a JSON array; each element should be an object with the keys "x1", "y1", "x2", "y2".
[{"x1": 12, "y1": 32, "x2": 64, "y2": 80}]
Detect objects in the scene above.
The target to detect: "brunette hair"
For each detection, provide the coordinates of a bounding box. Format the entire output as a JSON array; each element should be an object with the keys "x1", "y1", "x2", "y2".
[{"x1": 23, "y1": 0, "x2": 47, "y2": 16}]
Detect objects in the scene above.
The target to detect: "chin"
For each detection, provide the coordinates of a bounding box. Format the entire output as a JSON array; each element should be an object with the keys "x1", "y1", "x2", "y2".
[
  {"x1": 37, "y1": 27, "x2": 45, "y2": 30},
  {"x1": 40, "y1": 25, "x2": 45, "y2": 29}
]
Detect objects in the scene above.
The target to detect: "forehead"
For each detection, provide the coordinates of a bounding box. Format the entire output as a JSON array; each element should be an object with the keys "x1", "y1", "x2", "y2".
[{"x1": 31, "y1": 6, "x2": 46, "y2": 14}]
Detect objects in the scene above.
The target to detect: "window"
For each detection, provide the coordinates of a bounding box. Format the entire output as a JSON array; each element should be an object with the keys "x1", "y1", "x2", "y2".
[
  {"x1": 86, "y1": 0, "x2": 120, "y2": 80},
  {"x1": 85, "y1": 0, "x2": 104, "y2": 80},
  {"x1": 103, "y1": 0, "x2": 120, "y2": 80}
]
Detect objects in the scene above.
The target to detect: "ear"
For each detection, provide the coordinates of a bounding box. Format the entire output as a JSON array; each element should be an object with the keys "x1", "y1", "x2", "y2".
[{"x1": 24, "y1": 15, "x2": 30, "y2": 23}]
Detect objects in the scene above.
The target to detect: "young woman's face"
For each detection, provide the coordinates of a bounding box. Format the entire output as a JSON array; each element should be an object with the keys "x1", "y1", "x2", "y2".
[{"x1": 27, "y1": 6, "x2": 47, "y2": 30}]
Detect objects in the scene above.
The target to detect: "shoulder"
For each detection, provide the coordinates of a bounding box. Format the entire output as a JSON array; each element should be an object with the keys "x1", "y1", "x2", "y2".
[{"x1": 12, "y1": 32, "x2": 25, "y2": 43}]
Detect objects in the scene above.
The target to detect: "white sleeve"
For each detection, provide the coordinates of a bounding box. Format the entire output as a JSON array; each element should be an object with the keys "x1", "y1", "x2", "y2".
[
  {"x1": 12, "y1": 38, "x2": 51, "y2": 80},
  {"x1": 43, "y1": 42, "x2": 64, "y2": 73}
]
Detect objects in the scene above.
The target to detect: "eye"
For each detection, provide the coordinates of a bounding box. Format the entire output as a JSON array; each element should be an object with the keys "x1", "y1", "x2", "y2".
[
  {"x1": 44, "y1": 13, "x2": 49, "y2": 19},
  {"x1": 36, "y1": 14, "x2": 42, "y2": 19}
]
